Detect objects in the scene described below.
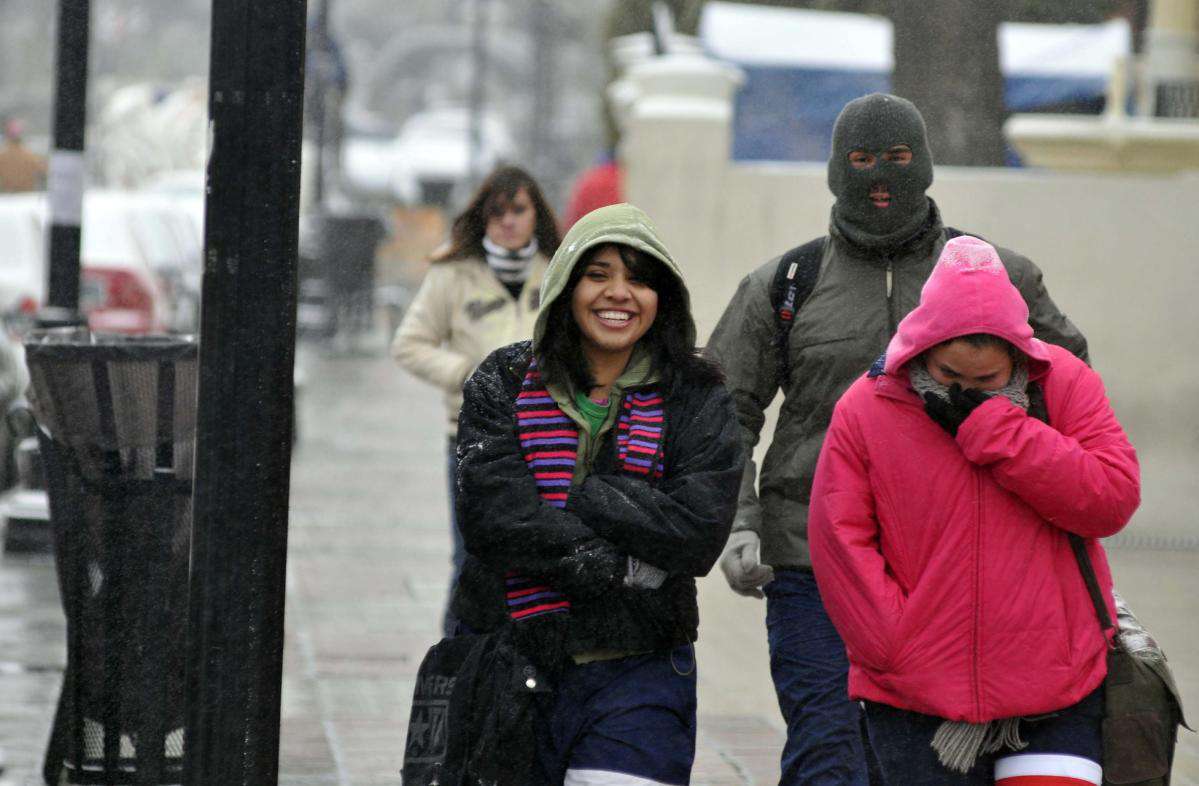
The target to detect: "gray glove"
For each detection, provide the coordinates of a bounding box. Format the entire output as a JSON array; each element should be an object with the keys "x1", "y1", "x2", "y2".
[
  {"x1": 624, "y1": 556, "x2": 668, "y2": 590},
  {"x1": 719, "y1": 530, "x2": 774, "y2": 598}
]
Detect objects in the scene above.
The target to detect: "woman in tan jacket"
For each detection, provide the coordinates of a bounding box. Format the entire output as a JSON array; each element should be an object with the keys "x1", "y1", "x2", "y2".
[{"x1": 392, "y1": 165, "x2": 560, "y2": 636}]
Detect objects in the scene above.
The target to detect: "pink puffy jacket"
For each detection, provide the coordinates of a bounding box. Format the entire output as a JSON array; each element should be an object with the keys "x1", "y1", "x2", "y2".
[{"x1": 809, "y1": 237, "x2": 1139, "y2": 723}]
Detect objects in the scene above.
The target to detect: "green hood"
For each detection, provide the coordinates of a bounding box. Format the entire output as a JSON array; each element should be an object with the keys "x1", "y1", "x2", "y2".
[{"x1": 533, "y1": 203, "x2": 693, "y2": 351}]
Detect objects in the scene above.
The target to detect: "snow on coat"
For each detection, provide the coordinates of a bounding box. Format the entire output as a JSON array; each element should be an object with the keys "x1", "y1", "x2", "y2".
[{"x1": 809, "y1": 236, "x2": 1140, "y2": 723}]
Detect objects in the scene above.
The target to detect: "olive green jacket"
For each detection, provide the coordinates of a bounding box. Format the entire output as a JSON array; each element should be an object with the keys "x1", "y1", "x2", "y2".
[{"x1": 705, "y1": 204, "x2": 1088, "y2": 569}]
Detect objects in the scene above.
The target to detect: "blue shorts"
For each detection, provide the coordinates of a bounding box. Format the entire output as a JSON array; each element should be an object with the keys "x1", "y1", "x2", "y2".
[{"x1": 536, "y1": 645, "x2": 698, "y2": 785}]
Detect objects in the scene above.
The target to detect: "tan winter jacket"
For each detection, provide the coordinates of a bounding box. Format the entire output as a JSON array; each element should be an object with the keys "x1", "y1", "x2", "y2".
[{"x1": 391, "y1": 254, "x2": 548, "y2": 437}]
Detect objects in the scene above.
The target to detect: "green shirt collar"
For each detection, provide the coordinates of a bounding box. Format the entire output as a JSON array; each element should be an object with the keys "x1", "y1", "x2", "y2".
[{"x1": 545, "y1": 346, "x2": 659, "y2": 428}]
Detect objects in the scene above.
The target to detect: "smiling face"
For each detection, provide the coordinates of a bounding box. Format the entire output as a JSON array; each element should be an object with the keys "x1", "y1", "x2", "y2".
[
  {"x1": 924, "y1": 338, "x2": 1014, "y2": 392},
  {"x1": 484, "y1": 187, "x2": 537, "y2": 251},
  {"x1": 570, "y1": 244, "x2": 659, "y2": 368}
]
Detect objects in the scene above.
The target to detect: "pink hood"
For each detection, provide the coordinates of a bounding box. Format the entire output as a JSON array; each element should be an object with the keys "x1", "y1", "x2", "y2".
[{"x1": 883, "y1": 236, "x2": 1052, "y2": 378}]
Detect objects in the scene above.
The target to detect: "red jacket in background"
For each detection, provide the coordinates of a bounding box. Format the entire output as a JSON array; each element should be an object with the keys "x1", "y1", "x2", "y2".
[
  {"x1": 809, "y1": 237, "x2": 1140, "y2": 723},
  {"x1": 561, "y1": 160, "x2": 622, "y2": 233}
]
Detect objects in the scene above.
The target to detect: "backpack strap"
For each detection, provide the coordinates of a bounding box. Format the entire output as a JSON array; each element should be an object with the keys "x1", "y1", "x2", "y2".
[{"x1": 770, "y1": 238, "x2": 825, "y2": 388}]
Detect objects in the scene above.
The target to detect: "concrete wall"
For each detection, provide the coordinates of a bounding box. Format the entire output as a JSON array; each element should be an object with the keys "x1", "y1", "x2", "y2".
[{"x1": 620, "y1": 55, "x2": 1199, "y2": 543}]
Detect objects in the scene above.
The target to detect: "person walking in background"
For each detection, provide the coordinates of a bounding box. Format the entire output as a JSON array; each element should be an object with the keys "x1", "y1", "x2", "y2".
[
  {"x1": 560, "y1": 151, "x2": 622, "y2": 233},
  {"x1": 392, "y1": 165, "x2": 560, "y2": 637},
  {"x1": 0, "y1": 119, "x2": 47, "y2": 193},
  {"x1": 809, "y1": 236, "x2": 1139, "y2": 785},
  {"x1": 451, "y1": 204, "x2": 743, "y2": 784},
  {"x1": 704, "y1": 93, "x2": 1089, "y2": 785}
]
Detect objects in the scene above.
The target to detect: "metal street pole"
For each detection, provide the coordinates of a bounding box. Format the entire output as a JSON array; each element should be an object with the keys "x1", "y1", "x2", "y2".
[
  {"x1": 45, "y1": 0, "x2": 90, "y2": 316},
  {"x1": 529, "y1": 0, "x2": 554, "y2": 182},
  {"x1": 467, "y1": 0, "x2": 489, "y2": 189},
  {"x1": 184, "y1": 1, "x2": 306, "y2": 783},
  {"x1": 312, "y1": 0, "x2": 329, "y2": 206}
]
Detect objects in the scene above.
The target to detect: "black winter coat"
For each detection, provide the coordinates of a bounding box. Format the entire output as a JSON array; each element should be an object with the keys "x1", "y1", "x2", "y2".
[{"x1": 450, "y1": 341, "x2": 744, "y2": 656}]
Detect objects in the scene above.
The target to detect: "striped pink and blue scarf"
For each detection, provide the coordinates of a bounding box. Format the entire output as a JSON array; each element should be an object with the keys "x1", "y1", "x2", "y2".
[{"x1": 504, "y1": 358, "x2": 665, "y2": 621}]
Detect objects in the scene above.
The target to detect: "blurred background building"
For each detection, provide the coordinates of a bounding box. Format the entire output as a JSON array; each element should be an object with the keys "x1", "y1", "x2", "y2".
[
  {"x1": 1, "y1": 0, "x2": 1197, "y2": 530},
  {"x1": 2, "y1": 0, "x2": 1196, "y2": 531}
]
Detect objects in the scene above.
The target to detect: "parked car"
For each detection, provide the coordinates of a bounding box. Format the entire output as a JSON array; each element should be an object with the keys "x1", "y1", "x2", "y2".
[
  {"x1": 144, "y1": 170, "x2": 206, "y2": 332},
  {"x1": 342, "y1": 106, "x2": 515, "y2": 206},
  {"x1": 0, "y1": 191, "x2": 198, "y2": 335},
  {"x1": 0, "y1": 194, "x2": 48, "y2": 323}
]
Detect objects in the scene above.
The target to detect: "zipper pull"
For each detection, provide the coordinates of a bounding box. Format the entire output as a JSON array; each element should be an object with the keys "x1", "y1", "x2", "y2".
[{"x1": 886, "y1": 260, "x2": 894, "y2": 299}]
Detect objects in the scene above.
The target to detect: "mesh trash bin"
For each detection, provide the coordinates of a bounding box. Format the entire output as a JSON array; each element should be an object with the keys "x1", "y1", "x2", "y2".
[
  {"x1": 301, "y1": 212, "x2": 384, "y2": 339},
  {"x1": 25, "y1": 331, "x2": 197, "y2": 785}
]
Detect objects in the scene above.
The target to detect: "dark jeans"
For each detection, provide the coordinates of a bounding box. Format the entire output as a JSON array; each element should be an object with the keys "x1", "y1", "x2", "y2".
[
  {"x1": 765, "y1": 568, "x2": 872, "y2": 786},
  {"x1": 864, "y1": 688, "x2": 1104, "y2": 785},
  {"x1": 443, "y1": 439, "x2": 467, "y2": 638}
]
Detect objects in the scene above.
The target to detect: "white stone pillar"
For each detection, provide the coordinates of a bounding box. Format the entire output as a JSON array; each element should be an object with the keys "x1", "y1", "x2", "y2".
[
  {"x1": 1144, "y1": 0, "x2": 1199, "y2": 115},
  {"x1": 616, "y1": 51, "x2": 744, "y2": 339}
]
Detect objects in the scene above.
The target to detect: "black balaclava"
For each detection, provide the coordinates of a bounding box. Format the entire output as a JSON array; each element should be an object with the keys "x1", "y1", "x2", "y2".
[{"x1": 828, "y1": 93, "x2": 934, "y2": 251}]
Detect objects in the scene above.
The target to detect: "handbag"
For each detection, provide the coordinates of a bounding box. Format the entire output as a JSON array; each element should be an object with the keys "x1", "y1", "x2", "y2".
[
  {"x1": 1069, "y1": 535, "x2": 1190, "y2": 785},
  {"x1": 401, "y1": 626, "x2": 555, "y2": 786}
]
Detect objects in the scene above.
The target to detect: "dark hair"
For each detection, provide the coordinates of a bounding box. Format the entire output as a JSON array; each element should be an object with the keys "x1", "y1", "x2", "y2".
[
  {"x1": 935, "y1": 333, "x2": 1019, "y2": 357},
  {"x1": 433, "y1": 165, "x2": 560, "y2": 263},
  {"x1": 537, "y1": 243, "x2": 724, "y2": 393}
]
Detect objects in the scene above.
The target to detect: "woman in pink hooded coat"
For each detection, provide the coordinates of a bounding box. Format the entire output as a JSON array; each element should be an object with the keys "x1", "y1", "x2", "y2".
[{"x1": 809, "y1": 236, "x2": 1139, "y2": 785}]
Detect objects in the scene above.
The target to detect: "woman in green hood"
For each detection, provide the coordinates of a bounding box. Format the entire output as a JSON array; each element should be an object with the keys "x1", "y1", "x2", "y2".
[{"x1": 451, "y1": 204, "x2": 744, "y2": 784}]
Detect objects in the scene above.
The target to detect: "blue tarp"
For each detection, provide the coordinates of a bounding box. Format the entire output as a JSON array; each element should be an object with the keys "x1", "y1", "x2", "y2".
[
  {"x1": 729, "y1": 67, "x2": 1108, "y2": 162},
  {"x1": 700, "y1": 3, "x2": 1128, "y2": 163}
]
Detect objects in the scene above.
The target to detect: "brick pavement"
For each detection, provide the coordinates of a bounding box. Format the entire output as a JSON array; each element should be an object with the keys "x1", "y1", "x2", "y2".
[{"x1": 1, "y1": 338, "x2": 1196, "y2": 784}]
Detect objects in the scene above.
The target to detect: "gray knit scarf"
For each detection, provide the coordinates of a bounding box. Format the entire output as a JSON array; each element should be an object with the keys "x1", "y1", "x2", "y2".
[
  {"x1": 908, "y1": 356, "x2": 1030, "y2": 413},
  {"x1": 907, "y1": 354, "x2": 1032, "y2": 772}
]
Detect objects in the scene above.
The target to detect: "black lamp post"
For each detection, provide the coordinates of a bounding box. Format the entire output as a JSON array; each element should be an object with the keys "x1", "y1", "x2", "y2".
[
  {"x1": 44, "y1": 0, "x2": 90, "y2": 322},
  {"x1": 184, "y1": 2, "x2": 307, "y2": 782}
]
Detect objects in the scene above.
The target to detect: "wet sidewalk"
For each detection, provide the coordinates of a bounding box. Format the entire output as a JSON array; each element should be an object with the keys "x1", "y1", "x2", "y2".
[{"x1": 1, "y1": 337, "x2": 1197, "y2": 784}]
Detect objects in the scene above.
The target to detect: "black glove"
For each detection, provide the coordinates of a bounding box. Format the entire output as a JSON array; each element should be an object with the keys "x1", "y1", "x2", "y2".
[
  {"x1": 923, "y1": 392, "x2": 966, "y2": 436},
  {"x1": 923, "y1": 384, "x2": 990, "y2": 437},
  {"x1": 550, "y1": 538, "x2": 624, "y2": 601},
  {"x1": 948, "y1": 383, "x2": 990, "y2": 414}
]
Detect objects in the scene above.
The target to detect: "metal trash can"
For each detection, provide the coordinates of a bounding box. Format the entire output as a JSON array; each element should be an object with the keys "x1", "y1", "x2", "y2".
[
  {"x1": 25, "y1": 330, "x2": 197, "y2": 785},
  {"x1": 298, "y1": 211, "x2": 385, "y2": 340}
]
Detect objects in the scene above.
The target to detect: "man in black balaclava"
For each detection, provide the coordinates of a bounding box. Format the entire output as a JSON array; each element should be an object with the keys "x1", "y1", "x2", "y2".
[
  {"x1": 828, "y1": 93, "x2": 933, "y2": 250},
  {"x1": 707, "y1": 93, "x2": 1088, "y2": 785}
]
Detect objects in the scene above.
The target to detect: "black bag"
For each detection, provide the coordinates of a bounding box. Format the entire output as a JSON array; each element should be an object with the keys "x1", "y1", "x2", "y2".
[
  {"x1": 401, "y1": 627, "x2": 554, "y2": 786},
  {"x1": 1069, "y1": 537, "x2": 1190, "y2": 785},
  {"x1": 401, "y1": 634, "x2": 481, "y2": 786}
]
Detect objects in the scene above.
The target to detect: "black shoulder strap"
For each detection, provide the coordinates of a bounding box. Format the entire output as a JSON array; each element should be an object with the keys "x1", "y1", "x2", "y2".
[
  {"x1": 770, "y1": 238, "x2": 825, "y2": 388},
  {"x1": 1027, "y1": 382, "x2": 1114, "y2": 633},
  {"x1": 1070, "y1": 535, "x2": 1115, "y2": 632},
  {"x1": 944, "y1": 226, "x2": 986, "y2": 243}
]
